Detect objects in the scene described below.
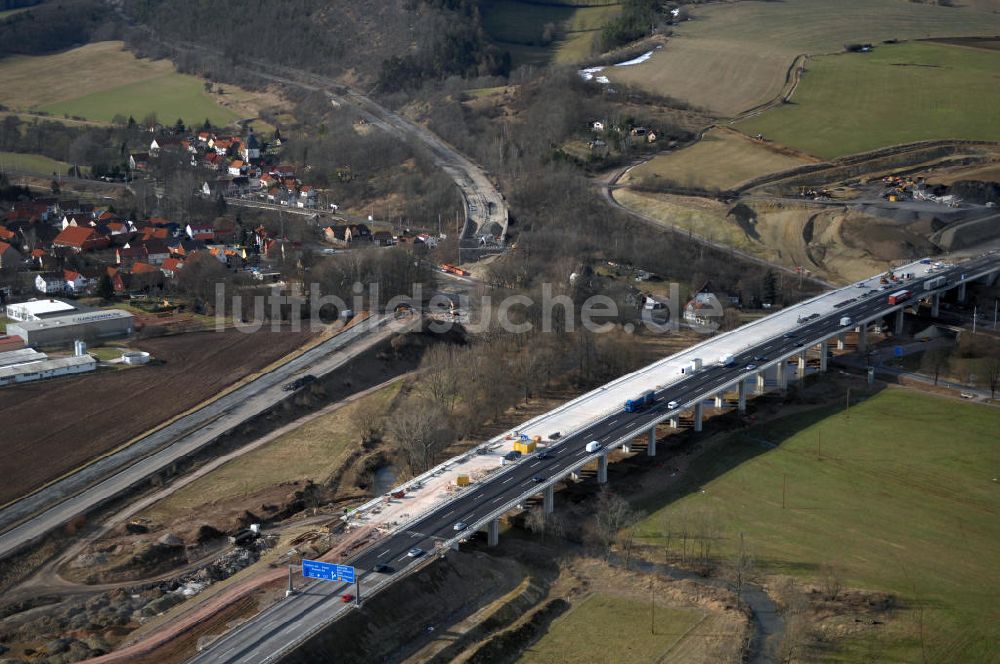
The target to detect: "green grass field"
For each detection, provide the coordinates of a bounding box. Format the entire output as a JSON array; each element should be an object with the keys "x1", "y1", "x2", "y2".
[
  {"x1": 604, "y1": 0, "x2": 1000, "y2": 117},
  {"x1": 518, "y1": 593, "x2": 704, "y2": 663},
  {"x1": 481, "y1": 0, "x2": 621, "y2": 66},
  {"x1": 40, "y1": 73, "x2": 238, "y2": 127},
  {"x1": 739, "y1": 42, "x2": 1000, "y2": 159},
  {"x1": 634, "y1": 388, "x2": 1000, "y2": 662},
  {"x1": 0, "y1": 150, "x2": 85, "y2": 176},
  {"x1": 626, "y1": 128, "x2": 813, "y2": 191}
]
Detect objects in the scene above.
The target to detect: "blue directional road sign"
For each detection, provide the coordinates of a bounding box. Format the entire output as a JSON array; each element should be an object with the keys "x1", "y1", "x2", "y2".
[
  {"x1": 894, "y1": 346, "x2": 904, "y2": 357},
  {"x1": 302, "y1": 559, "x2": 339, "y2": 581},
  {"x1": 302, "y1": 559, "x2": 357, "y2": 583}
]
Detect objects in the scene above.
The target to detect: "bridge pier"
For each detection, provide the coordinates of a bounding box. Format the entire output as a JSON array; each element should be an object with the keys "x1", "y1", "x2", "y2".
[
  {"x1": 488, "y1": 518, "x2": 500, "y2": 547},
  {"x1": 543, "y1": 485, "x2": 554, "y2": 514},
  {"x1": 756, "y1": 371, "x2": 766, "y2": 395},
  {"x1": 957, "y1": 281, "x2": 967, "y2": 303},
  {"x1": 797, "y1": 352, "x2": 807, "y2": 379},
  {"x1": 669, "y1": 418, "x2": 678, "y2": 429},
  {"x1": 714, "y1": 392, "x2": 724, "y2": 408},
  {"x1": 776, "y1": 359, "x2": 787, "y2": 391},
  {"x1": 894, "y1": 308, "x2": 905, "y2": 336},
  {"x1": 647, "y1": 427, "x2": 657, "y2": 457},
  {"x1": 836, "y1": 333, "x2": 845, "y2": 351},
  {"x1": 597, "y1": 454, "x2": 608, "y2": 484},
  {"x1": 570, "y1": 471, "x2": 581, "y2": 482},
  {"x1": 857, "y1": 323, "x2": 867, "y2": 353},
  {"x1": 819, "y1": 340, "x2": 829, "y2": 372},
  {"x1": 931, "y1": 292, "x2": 940, "y2": 318},
  {"x1": 737, "y1": 380, "x2": 747, "y2": 414},
  {"x1": 621, "y1": 443, "x2": 632, "y2": 453},
  {"x1": 693, "y1": 403, "x2": 703, "y2": 432}
]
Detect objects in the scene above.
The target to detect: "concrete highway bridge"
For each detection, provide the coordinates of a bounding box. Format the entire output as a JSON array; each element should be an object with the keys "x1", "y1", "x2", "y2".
[{"x1": 191, "y1": 253, "x2": 999, "y2": 663}]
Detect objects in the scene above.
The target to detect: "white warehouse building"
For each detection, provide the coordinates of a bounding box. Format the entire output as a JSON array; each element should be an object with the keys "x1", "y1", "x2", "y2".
[{"x1": 0, "y1": 348, "x2": 96, "y2": 386}]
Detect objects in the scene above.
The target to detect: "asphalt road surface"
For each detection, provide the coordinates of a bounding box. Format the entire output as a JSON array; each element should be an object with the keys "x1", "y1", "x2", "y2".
[
  {"x1": 0, "y1": 316, "x2": 394, "y2": 560},
  {"x1": 192, "y1": 256, "x2": 997, "y2": 663}
]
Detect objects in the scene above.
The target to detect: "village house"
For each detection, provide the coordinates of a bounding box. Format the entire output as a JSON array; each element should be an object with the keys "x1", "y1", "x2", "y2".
[
  {"x1": 35, "y1": 273, "x2": 65, "y2": 294},
  {"x1": 52, "y1": 226, "x2": 109, "y2": 253},
  {"x1": 63, "y1": 269, "x2": 90, "y2": 294},
  {"x1": 0, "y1": 241, "x2": 22, "y2": 272},
  {"x1": 186, "y1": 223, "x2": 215, "y2": 242},
  {"x1": 161, "y1": 257, "x2": 184, "y2": 278}
]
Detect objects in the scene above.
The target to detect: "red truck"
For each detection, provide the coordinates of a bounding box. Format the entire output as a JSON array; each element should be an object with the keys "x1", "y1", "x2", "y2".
[{"x1": 887, "y1": 289, "x2": 912, "y2": 305}]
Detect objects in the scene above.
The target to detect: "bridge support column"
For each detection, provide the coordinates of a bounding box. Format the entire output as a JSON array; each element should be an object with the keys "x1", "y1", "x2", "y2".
[
  {"x1": 797, "y1": 352, "x2": 807, "y2": 379},
  {"x1": 957, "y1": 281, "x2": 967, "y2": 303},
  {"x1": 857, "y1": 323, "x2": 867, "y2": 353},
  {"x1": 931, "y1": 293, "x2": 940, "y2": 318},
  {"x1": 837, "y1": 333, "x2": 845, "y2": 351},
  {"x1": 894, "y1": 309, "x2": 904, "y2": 336},
  {"x1": 669, "y1": 418, "x2": 678, "y2": 429},
  {"x1": 488, "y1": 519, "x2": 500, "y2": 547},
  {"x1": 647, "y1": 427, "x2": 657, "y2": 457},
  {"x1": 756, "y1": 371, "x2": 766, "y2": 395},
  {"x1": 776, "y1": 360, "x2": 787, "y2": 391},
  {"x1": 819, "y1": 340, "x2": 828, "y2": 372},
  {"x1": 570, "y1": 471, "x2": 580, "y2": 482},
  {"x1": 693, "y1": 402, "x2": 703, "y2": 432},
  {"x1": 621, "y1": 443, "x2": 631, "y2": 453},
  {"x1": 597, "y1": 454, "x2": 608, "y2": 484},
  {"x1": 714, "y1": 392, "x2": 724, "y2": 408},
  {"x1": 737, "y1": 380, "x2": 747, "y2": 414},
  {"x1": 543, "y1": 485, "x2": 554, "y2": 514}
]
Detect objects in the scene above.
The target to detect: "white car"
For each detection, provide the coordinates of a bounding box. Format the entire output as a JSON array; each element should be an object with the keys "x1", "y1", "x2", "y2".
[{"x1": 667, "y1": 400, "x2": 679, "y2": 409}]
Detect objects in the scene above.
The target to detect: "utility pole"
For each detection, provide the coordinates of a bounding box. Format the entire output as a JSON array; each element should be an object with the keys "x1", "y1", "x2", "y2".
[{"x1": 972, "y1": 305, "x2": 977, "y2": 334}]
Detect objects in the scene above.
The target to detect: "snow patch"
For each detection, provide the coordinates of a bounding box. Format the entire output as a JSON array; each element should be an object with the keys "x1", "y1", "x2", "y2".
[{"x1": 578, "y1": 48, "x2": 659, "y2": 84}]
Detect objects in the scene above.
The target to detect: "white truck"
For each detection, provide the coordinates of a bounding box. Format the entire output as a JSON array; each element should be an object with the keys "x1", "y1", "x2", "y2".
[
  {"x1": 718, "y1": 353, "x2": 735, "y2": 367},
  {"x1": 839, "y1": 316, "x2": 852, "y2": 326},
  {"x1": 585, "y1": 441, "x2": 603, "y2": 453}
]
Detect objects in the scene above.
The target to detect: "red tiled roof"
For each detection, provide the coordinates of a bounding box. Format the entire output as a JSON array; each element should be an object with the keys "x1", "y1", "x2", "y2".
[
  {"x1": 131, "y1": 262, "x2": 160, "y2": 275},
  {"x1": 53, "y1": 226, "x2": 98, "y2": 247}
]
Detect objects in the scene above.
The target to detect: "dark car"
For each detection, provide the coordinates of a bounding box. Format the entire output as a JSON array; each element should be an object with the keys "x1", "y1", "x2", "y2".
[
  {"x1": 752, "y1": 355, "x2": 768, "y2": 362},
  {"x1": 532, "y1": 475, "x2": 546, "y2": 483},
  {"x1": 536, "y1": 451, "x2": 553, "y2": 460},
  {"x1": 373, "y1": 564, "x2": 394, "y2": 574},
  {"x1": 794, "y1": 340, "x2": 805, "y2": 347},
  {"x1": 341, "y1": 593, "x2": 355, "y2": 603},
  {"x1": 783, "y1": 332, "x2": 795, "y2": 339}
]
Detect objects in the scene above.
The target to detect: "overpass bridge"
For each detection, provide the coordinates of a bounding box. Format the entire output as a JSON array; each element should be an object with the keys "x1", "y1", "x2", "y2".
[{"x1": 189, "y1": 253, "x2": 999, "y2": 663}]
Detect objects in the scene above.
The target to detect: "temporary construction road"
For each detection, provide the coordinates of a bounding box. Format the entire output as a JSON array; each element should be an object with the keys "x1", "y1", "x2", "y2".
[
  {"x1": 190, "y1": 253, "x2": 999, "y2": 663},
  {"x1": 0, "y1": 315, "x2": 397, "y2": 560}
]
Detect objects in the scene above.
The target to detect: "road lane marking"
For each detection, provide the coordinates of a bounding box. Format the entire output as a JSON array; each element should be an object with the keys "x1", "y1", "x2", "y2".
[
  {"x1": 492, "y1": 496, "x2": 504, "y2": 504},
  {"x1": 529, "y1": 461, "x2": 540, "y2": 468},
  {"x1": 502, "y1": 477, "x2": 514, "y2": 484},
  {"x1": 377, "y1": 548, "x2": 390, "y2": 558}
]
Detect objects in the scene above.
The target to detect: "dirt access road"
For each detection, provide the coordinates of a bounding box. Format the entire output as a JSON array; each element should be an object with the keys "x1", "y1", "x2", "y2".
[{"x1": 0, "y1": 314, "x2": 401, "y2": 561}]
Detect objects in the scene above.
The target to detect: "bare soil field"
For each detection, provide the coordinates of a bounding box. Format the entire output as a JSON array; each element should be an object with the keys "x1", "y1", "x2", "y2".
[
  {"x1": 624, "y1": 127, "x2": 817, "y2": 191},
  {"x1": 604, "y1": 0, "x2": 1000, "y2": 117},
  {"x1": 612, "y1": 188, "x2": 935, "y2": 283},
  {"x1": 0, "y1": 329, "x2": 313, "y2": 505}
]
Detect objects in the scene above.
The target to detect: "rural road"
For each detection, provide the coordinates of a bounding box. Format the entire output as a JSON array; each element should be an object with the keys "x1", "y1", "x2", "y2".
[
  {"x1": 0, "y1": 314, "x2": 401, "y2": 561},
  {"x1": 248, "y1": 67, "x2": 508, "y2": 249},
  {"x1": 599, "y1": 163, "x2": 833, "y2": 288}
]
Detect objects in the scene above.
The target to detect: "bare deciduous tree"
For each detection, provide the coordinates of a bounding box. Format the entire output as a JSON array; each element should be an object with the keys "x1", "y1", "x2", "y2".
[
  {"x1": 389, "y1": 398, "x2": 444, "y2": 474},
  {"x1": 594, "y1": 487, "x2": 640, "y2": 561},
  {"x1": 350, "y1": 402, "x2": 385, "y2": 446},
  {"x1": 733, "y1": 532, "x2": 756, "y2": 608}
]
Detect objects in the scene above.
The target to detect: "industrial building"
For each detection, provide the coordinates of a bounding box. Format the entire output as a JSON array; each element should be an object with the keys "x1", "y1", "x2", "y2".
[
  {"x1": 5, "y1": 309, "x2": 134, "y2": 346},
  {"x1": 5, "y1": 299, "x2": 79, "y2": 322},
  {"x1": 0, "y1": 347, "x2": 96, "y2": 386}
]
